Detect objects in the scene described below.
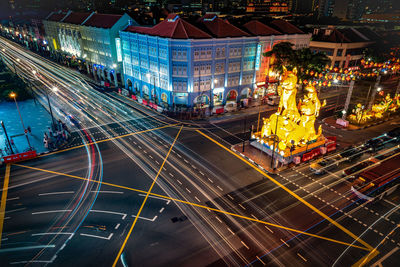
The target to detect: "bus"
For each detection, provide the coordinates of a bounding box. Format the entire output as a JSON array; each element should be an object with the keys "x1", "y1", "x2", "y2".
[{"x1": 350, "y1": 152, "x2": 400, "y2": 201}]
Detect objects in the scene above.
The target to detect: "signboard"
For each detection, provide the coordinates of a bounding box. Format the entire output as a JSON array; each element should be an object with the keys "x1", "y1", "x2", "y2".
[
  {"x1": 255, "y1": 43, "x2": 262, "y2": 71},
  {"x1": 3, "y1": 150, "x2": 37, "y2": 163},
  {"x1": 115, "y1": 38, "x2": 122, "y2": 62}
]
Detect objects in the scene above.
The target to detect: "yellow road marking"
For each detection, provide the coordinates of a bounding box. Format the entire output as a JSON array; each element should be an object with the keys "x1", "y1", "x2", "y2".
[
  {"x1": 0, "y1": 164, "x2": 11, "y2": 248},
  {"x1": 13, "y1": 163, "x2": 369, "y2": 252},
  {"x1": 112, "y1": 125, "x2": 183, "y2": 267},
  {"x1": 38, "y1": 123, "x2": 178, "y2": 158},
  {"x1": 196, "y1": 129, "x2": 374, "y2": 251},
  {"x1": 352, "y1": 249, "x2": 380, "y2": 267}
]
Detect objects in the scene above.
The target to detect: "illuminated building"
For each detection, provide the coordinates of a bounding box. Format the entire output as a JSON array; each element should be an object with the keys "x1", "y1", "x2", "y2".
[
  {"x1": 120, "y1": 14, "x2": 310, "y2": 108},
  {"x1": 43, "y1": 11, "x2": 135, "y2": 86}
]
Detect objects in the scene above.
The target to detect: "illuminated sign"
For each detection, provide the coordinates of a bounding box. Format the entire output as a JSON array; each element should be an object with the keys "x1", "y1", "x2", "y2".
[
  {"x1": 115, "y1": 38, "x2": 122, "y2": 62},
  {"x1": 213, "y1": 87, "x2": 224, "y2": 94},
  {"x1": 255, "y1": 43, "x2": 261, "y2": 70}
]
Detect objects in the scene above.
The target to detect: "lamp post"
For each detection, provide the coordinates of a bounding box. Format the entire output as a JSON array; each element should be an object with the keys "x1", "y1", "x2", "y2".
[
  {"x1": 45, "y1": 87, "x2": 58, "y2": 130},
  {"x1": 9, "y1": 92, "x2": 32, "y2": 150},
  {"x1": 1, "y1": 121, "x2": 14, "y2": 154}
]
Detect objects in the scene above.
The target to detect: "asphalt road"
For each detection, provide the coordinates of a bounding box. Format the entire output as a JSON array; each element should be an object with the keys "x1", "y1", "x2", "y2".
[{"x1": 1, "y1": 36, "x2": 400, "y2": 267}]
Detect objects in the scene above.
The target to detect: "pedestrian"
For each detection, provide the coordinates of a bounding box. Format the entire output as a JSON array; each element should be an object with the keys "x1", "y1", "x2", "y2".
[{"x1": 27, "y1": 126, "x2": 32, "y2": 134}]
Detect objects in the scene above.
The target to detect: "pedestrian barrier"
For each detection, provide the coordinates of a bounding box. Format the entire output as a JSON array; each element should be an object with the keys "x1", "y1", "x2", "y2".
[{"x1": 2, "y1": 150, "x2": 37, "y2": 163}]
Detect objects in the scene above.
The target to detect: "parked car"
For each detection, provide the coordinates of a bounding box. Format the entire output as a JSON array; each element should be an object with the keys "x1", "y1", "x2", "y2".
[
  {"x1": 310, "y1": 158, "x2": 339, "y2": 175},
  {"x1": 224, "y1": 101, "x2": 237, "y2": 112}
]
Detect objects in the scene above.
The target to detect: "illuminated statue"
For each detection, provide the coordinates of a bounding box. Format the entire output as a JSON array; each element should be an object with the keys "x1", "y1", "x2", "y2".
[
  {"x1": 299, "y1": 84, "x2": 325, "y2": 142},
  {"x1": 259, "y1": 68, "x2": 324, "y2": 152},
  {"x1": 277, "y1": 66, "x2": 300, "y2": 122},
  {"x1": 352, "y1": 103, "x2": 364, "y2": 124}
]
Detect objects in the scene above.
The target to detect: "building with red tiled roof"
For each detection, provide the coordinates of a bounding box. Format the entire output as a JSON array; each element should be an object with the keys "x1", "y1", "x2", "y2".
[
  {"x1": 197, "y1": 14, "x2": 251, "y2": 38},
  {"x1": 120, "y1": 14, "x2": 311, "y2": 109},
  {"x1": 46, "y1": 13, "x2": 68, "y2": 22},
  {"x1": 270, "y1": 20, "x2": 304, "y2": 35},
  {"x1": 310, "y1": 26, "x2": 377, "y2": 69},
  {"x1": 125, "y1": 14, "x2": 211, "y2": 39},
  {"x1": 82, "y1": 14, "x2": 124, "y2": 29},
  {"x1": 242, "y1": 20, "x2": 281, "y2": 36},
  {"x1": 62, "y1": 12, "x2": 92, "y2": 25}
]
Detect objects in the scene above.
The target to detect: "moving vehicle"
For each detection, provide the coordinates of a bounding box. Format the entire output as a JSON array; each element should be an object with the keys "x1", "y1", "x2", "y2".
[
  {"x1": 350, "y1": 153, "x2": 400, "y2": 201},
  {"x1": 342, "y1": 160, "x2": 375, "y2": 178},
  {"x1": 310, "y1": 158, "x2": 338, "y2": 175},
  {"x1": 365, "y1": 135, "x2": 394, "y2": 152},
  {"x1": 339, "y1": 145, "x2": 365, "y2": 162},
  {"x1": 386, "y1": 127, "x2": 400, "y2": 140}
]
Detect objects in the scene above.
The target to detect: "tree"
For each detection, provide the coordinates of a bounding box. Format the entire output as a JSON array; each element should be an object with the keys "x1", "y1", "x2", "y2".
[
  {"x1": 263, "y1": 42, "x2": 296, "y2": 74},
  {"x1": 263, "y1": 42, "x2": 330, "y2": 80}
]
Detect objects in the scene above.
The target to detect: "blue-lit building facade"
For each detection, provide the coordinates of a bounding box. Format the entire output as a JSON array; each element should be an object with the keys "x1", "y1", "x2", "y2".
[{"x1": 120, "y1": 14, "x2": 311, "y2": 108}]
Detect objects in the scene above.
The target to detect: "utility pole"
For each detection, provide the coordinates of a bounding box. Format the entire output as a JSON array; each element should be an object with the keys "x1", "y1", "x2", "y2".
[
  {"x1": 1, "y1": 121, "x2": 14, "y2": 154},
  {"x1": 342, "y1": 80, "x2": 355, "y2": 121},
  {"x1": 368, "y1": 75, "x2": 382, "y2": 110}
]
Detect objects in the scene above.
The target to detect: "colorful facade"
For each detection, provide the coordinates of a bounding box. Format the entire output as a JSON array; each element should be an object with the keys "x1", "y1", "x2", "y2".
[
  {"x1": 120, "y1": 14, "x2": 310, "y2": 108},
  {"x1": 43, "y1": 11, "x2": 135, "y2": 86}
]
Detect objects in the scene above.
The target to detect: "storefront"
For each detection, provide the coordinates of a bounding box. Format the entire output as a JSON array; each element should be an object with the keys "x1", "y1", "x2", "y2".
[
  {"x1": 240, "y1": 87, "x2": 251, "y2": 107},
  {"x1": 142, "y1": 85, "x2": 150, "y2": 100},
  {"x1": 213, "y1": 87, "x2": 224, "y2": 106},
  {"x1": 194, "y1": 94, "x2": 210, "y2": 109},
  {"x1": 226, "y1": 90, "x2": 238, "y2": 102}
]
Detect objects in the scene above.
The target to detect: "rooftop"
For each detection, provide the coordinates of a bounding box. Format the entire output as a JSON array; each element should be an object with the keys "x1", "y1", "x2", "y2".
[
  {"x1": 197, "y1": 14, "x2": 251, "y2": 38},
  {"x1": 242, "y1": 20, "x2": 281, "y2": 36},
  {"x1": 47, "y1": 13, "x2": 67, "y2": 22},
  {"x1": 83, "y1": 13, "x2": 123, "y2": 28},
  {"x1": 125, "y1": 14, "x2": 211, "y2": 39},
  {"x1": 62, "y1": 12, "x2": 92, "y2": 25},
  {"x1": 312, "y1": 27, "x2": 379, "y2": 43},
  {"x1": 270, "y1": 20, "x2": 304, "y2": 34}
]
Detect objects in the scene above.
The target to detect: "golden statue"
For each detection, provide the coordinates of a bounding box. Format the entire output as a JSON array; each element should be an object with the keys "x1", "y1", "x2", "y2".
[
  {"x1": 299, "y1": 84, "x2": 325, "y2": 142},
  {"x1": 258, "y1": 68, "x2": 324, "y2": 152},
  {"x1": 277, "y1": 66, "x2": 300, "y2": 122}
]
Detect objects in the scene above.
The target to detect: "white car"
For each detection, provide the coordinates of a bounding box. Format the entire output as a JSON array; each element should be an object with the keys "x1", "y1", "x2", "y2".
[{"x1": 224, "y1": 101, "x2": 237, "y2": 112}]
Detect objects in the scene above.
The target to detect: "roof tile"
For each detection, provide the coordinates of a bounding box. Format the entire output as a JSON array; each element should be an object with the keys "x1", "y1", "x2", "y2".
[
  {"x1": 83, "y1": 14, "x2": 123, "y2": 28},
  {"x1": 243, "y1": 20, "x2": 281, "y2": 36}
]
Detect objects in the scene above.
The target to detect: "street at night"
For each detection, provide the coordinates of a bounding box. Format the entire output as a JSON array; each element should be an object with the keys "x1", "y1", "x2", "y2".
[{"x1": 1, "y1": 1, "x2": 400, "y2": 266}]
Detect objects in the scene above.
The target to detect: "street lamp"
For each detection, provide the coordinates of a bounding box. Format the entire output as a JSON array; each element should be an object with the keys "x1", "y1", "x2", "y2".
[
  {"x1": 9, "y1": 92, "x2": 32, "y2": 150},
  {"x1": 112, "y1": 63, "x2": 117, "y2": 69},
  {"x1": 377, "y1": 87, "x2": 382, "y2": 92}
]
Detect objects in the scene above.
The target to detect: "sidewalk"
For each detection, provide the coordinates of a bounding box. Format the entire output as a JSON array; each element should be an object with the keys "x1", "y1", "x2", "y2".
[
  {"x1": 0, "y1": 99, "x2": 52, "y2": 155},
  {"x1": 322, "y1": 114, "x2": 400, "y2": 131}
]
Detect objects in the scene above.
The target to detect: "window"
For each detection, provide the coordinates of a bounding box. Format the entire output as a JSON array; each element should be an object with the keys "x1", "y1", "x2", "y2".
[{"x1": 336, "y1": 49, "x2": 343, "y2": 57}]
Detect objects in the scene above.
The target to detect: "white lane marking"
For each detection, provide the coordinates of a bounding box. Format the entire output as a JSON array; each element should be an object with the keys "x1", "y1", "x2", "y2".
[
  {"x1": 239, "y1": 204, "x2": 246, "y2": 210},
  {"x1": 256, "y1": 256, "x2": 266, "y2": 266},
  {"x1": 32, "y1": 233, "x2": 74, "y2": 236},
  {"x1": 215, "y1": 216, "x2": 223, "y2": 223},
  {"x1": 177, "y1": 179, "x2": 182, "y2": 185},
  {"x1": 143, "y1": 150, "x2": 147, "y2": 154},
  {"x1": 251, "y1": 214, "x2": 258, "y2": 220},
  {"x1": 297, "y1": 253, "x2": 307, "y2": 262},
  {"x1": 264, "y1": 225, "x2": 274, "y2": 233},
  {"x1": 155, "y1": 161, "x2": 160, "y2": 165},
  {"x1": 195, "y1": 196, "x2": 201, "y2": 202},
  {"x1": 6, "y1": 208, "x2": 26, "y2": 214},
  {"x1": 159, "y1": 207, "x2": 165, "y2": 213},
  {"x1": 149, "y1": 155, "x2": 153, "y2": 159},
  {"x1": 80, "y1": 233, "x2": 113, "y2": 240},
  {"x1": 60, "y1": 244, "x2": 66, "y2": 250},
  {"x1": 241, "y1": 241, "x2": 250, "y2": 250},
  {"x1": 11, "y1": 260, "x2": 54, "y2": 264},
  {"x1": 191, "y1": 164, "x2": 197, "y2": 169},
  {"x1": 208, "y1": 178, "x2": 214, "y2": 183},
  {"x1": 131, "y1": 215, "x2": 158, "y2": 222},
  {"x1": 199, "y1": 171, "x2": 205, "y2": 176},
  {"x1": 0, "y1": 245, "x2": 56, "y2": 253},
  {"x1": 183, "y1": 159, "x2": 189, "y2": 163},
  {"x1": 90, "y1": 191, "x2": 123, "y2": 194},
  {"x1": 169, "y1": 173, "x2": 174, "y2": 177},
  {"x1": 1, "y1": 238, "x2": 8, "y2": 241},
  {"x1": 6, "y1": 197, "x2": 19, "y2": 201},
  {"x1": 138, "y1": 194, "x2": 171, "y2": 204},
  {"x1": 38, "y1": 191, "x2": 74, "y2": 196},
  {"x1": 280, "y1": 238, "x2": 290, "y2": 247},
  {"x1": 186, "y1": 188, "x2": 191, "y2": 193},
  {"x1": 217, "y1": 185, "x2": 223, "y2": 191},
  {"x1": 32, "y1": 210, "x2": 71, "y2": 215},
  {"x1": 115, "y1": 223, "x2": 121, "y2": 230},
  {"x1": 227, "y1": 227, "x2": 235, "y2": 235},
  {"x1": 90, "y1": 210, "x2": 127, "y2": 220},
  {"x1": 177, "y1": 154, "x2": 182, "y2": 158}
]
